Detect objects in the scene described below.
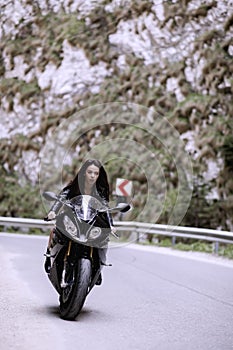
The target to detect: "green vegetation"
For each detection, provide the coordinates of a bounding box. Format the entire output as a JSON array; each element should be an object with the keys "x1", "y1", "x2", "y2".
[
  {"x1": 1, "y1": 12, "x2": 86, "y2": 69},
  {"x1": 143, "y1": 238, "x2": 233, "y2": 260},
  {"x1": 0, "y1": 78, "x2": 41, "y2": 110},
  {"x1": 0, "y1": 166, "x2": 44, "y2": 219}
]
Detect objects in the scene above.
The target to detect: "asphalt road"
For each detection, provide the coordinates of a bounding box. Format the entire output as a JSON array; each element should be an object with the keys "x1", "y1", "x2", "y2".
[{"x1": 0, "y1": 233, "x2": 233, "y2": 350}]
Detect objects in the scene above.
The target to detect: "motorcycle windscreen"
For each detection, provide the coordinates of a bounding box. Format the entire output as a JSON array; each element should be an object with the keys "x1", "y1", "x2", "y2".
[{"x1": 70, "y1": 195, "x2": 106, "y2": 221}]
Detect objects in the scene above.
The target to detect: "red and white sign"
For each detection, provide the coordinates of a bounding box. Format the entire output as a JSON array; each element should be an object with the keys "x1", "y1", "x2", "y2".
[{"x1": 116, "y1": 178, "x2": 132, "y2": 197}]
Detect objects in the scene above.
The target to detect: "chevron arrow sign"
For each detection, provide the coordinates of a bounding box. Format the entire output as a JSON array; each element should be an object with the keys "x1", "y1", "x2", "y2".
[{"x1": 116, "y1": 178, "x2": 132, "y2": 197}]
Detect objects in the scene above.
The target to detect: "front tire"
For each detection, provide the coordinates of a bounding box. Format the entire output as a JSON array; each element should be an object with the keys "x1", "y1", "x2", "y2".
[{"x1": 60, "y1": 258, "x2": 91, "y2": 320}]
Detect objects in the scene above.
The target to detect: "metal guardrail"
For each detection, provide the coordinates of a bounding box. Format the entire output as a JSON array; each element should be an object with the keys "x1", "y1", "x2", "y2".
[
  {"x1": 0, "y1": 216, "x2": 233, "y2": 254},
  {"x1": 114, "y1": 221, "x2": 233, "y2": 254},
  {"x1": 0, "y1": 217, "x2": 53, "y2": 229}
]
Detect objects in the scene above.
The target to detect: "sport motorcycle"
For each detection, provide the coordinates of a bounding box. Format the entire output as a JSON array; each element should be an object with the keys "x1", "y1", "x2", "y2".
[{"x1": 43, "y1": 191, "x2": 130, "y2": 320}]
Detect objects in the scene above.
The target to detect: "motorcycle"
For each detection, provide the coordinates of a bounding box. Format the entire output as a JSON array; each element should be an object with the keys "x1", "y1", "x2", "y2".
[{"x1": 43, "y1": 191, "x2": 130, "y2": 320}]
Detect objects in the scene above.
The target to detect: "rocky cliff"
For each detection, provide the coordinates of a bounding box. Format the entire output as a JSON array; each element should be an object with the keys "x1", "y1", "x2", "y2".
[{"x1": 0, "y1": 0, "x2": 232, "y2": 229}]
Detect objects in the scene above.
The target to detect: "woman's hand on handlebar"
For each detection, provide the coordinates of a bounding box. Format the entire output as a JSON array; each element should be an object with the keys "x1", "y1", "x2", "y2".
[{"x1": 44, "y1": 211, "x2": 56, "y2": 221}]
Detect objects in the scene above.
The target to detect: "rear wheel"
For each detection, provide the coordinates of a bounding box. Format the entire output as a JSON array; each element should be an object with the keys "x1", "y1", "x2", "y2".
[{"x1": 60, "y1": 258, "x2": 91, "y2": 320}]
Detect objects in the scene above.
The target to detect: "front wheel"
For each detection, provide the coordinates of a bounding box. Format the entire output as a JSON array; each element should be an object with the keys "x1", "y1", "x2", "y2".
[{"x1": 60, "y1": 258, "x2": 91, "y2": 320}]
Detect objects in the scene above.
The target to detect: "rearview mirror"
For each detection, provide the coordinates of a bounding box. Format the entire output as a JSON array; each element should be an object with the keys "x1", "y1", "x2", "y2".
[
  {"x1": 109, "y1": 203, "x2": 132, "y2": 213},
  {"x1": 118, "y1": 203, "x2": 131, "y2": 213},
  {"x1": 42, "y1": 191, "x2": 58, "y2": 201}
]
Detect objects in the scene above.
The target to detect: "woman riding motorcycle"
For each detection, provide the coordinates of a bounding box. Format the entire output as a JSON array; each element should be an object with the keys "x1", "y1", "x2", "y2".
[{"x1": 44, "y1": 159, "x2": 116, "y2": 284}]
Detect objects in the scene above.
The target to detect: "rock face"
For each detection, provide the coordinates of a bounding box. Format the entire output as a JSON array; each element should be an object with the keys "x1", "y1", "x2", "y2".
[{"x1": 0, "y1": 0, "x2": 232, "y2": 229}]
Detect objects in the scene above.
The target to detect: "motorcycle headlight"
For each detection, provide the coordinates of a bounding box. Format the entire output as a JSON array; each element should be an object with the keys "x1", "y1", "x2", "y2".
[
  {"x1": 63, "y1": 215, "x2": 77, "y2": 237},
  {"x1": 89, "y1": 227, "x2": 101, "y2": 240}
]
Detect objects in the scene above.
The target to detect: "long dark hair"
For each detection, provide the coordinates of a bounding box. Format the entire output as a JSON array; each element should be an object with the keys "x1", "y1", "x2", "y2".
[{"x1": 63, "y1": 159, "x2": 110, "y2": 201}]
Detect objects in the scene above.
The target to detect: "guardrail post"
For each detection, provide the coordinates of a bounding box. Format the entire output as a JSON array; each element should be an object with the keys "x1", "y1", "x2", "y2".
[
  {"x1": 214, "y1": 241, "x2": 219, "y2": 255},
  {"x1": 172, "y1": 236, "x2": 176, "y2": 246},
  {"x1": 135, "y1": 224, "x2": 140, "y2": 243}
]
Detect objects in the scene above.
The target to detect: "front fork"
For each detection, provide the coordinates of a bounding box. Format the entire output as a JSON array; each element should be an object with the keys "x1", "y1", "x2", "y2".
[
  {"x1": 60, "y1": 241, "x2": 93, "y2": 289},
  {"x1": 60, "y1": 241, "x2": 72, "y2": 288}
]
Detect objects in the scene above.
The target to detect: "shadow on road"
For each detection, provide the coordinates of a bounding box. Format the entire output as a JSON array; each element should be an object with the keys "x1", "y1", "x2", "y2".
[{"x1": 44, "y1": 305, "x2": 106, "y2": 322}]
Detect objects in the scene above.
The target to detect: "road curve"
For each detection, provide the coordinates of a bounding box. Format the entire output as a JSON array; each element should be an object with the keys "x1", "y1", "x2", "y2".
[{"x1": 0, "y1": 233, "x2": 233, "y2": 350}]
